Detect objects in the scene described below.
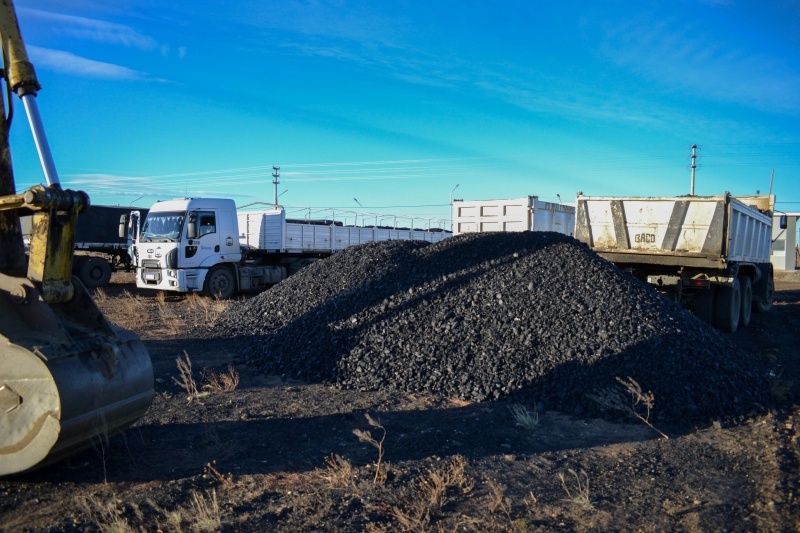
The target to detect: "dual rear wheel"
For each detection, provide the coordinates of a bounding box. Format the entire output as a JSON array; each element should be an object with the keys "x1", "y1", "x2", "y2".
[{"x1": 695, "y1": 275, "x2": 755, "y2": 333}]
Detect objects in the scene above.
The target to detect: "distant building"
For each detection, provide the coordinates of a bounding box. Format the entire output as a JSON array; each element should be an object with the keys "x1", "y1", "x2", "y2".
[{"x1": 771, "y1": 212, "x2": 799, "y2": 271}]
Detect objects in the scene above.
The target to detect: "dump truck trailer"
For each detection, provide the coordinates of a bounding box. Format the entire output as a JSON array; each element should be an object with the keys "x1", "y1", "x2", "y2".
[
  {"x1": 20, "y1": 205, "x2": 148, "y2": 288},
  {"x1": 135, "y1": 197, "x2": 451, "y2": 298},
  {"x1": 574, "y1": 192, "x2": 779, "y2": 332},
  {"x1": 452, "y1": 196, "x2": 575, "y2": 236}
]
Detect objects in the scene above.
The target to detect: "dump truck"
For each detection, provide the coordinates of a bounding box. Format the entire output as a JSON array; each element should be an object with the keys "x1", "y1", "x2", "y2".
[
  {"x1": 0, "y1": 0, "x2": 153, "y2": 475},
  {"x1": 452, "y1": 196, "x2": 575, "y2": 236},
  {"x1": 20, "y1": 205, "x2": 149, "y2": 288},
  {"x1": 134, "y1": 197, "x2": 451, "y2": 298},
  {"x1": 574, "y1": 192, "x2": 782, "y2": 332}
]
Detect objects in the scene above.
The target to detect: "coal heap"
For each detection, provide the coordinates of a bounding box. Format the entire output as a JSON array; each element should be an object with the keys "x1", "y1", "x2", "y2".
[{"x1": 213, "y1": 232, "x2": 771, "y2": 426}]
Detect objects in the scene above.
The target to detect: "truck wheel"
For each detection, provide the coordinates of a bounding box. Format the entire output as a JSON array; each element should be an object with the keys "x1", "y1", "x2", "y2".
[
  {"x1": 204, "y1": 266, "x2": 235, "y2": 299},
  {"x1": 77, "y1": 257, "x2": 112, "y2": 288},
  {"x1": 739, "y1": 276, "x2": 752, "y2": 328},
  {"x1": 693, "y1": 287, "x2": 715, "y2": 325},
  {"x1": 714, "y1": 278, "x2": 741, "y2": 333},
  {"x1": 754, "y1": 275, "x2": 774, "y2": 313}
]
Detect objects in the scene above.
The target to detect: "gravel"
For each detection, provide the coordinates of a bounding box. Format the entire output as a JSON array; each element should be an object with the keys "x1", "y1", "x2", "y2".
[{"x1": 211, "y1": 232, "x2": 772, "y2": 427}]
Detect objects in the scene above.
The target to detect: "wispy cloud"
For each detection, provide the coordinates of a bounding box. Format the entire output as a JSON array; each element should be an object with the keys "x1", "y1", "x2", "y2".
[
  {"x1": 29, "y1": 45, "x2": 168, "y2": 82},
  {"x1": 598, "y1": 15, "x2": 800, "y2": 114},
  {"x1": 20, "y1": 8, "x2": 158, "y2": 51}
]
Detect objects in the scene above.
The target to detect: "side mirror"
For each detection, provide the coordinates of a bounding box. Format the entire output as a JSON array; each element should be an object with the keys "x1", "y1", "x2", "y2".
[
  {"x1": 187, "y1": 212, "x2": 198, "y2": 239},
  {"x1": 779, "y1": 214, "x2": 788, "y2": 229},
  {"x1": 119, "y1": 214, "x2": 128, "y2": 238}
]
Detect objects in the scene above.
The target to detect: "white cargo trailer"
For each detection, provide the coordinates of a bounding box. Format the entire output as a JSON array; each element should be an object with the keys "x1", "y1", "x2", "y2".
[
  {"x1": 134, "y1": 198, "x2": 450, "y2": 298},
  {"x1": 452, "y1": 196, "x2": 575, "y2": 236},
  {"x1": 575, "y1": 193, "x2": 783, "y2": 332},
  {"x1": 238, "y1": 209, "x2": 447, "y2": 252}
]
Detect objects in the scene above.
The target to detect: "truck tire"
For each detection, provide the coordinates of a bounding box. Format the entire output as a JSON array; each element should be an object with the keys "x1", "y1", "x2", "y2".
[
  {"x1": 739, "y1": 276, "x2": 752, "y2": 328},
  {"x1": 714, "y1": 278, "x2": 741, "y2": 333},
  {"x1": 77, "y1": 256, "x2": 112, "y2": 288},
  {"x1": 754, "y1": 275, "x2": 774, "y2": 313},
  {"x1": 204, "y1": 266, "x2": 236, "y2": 299}
]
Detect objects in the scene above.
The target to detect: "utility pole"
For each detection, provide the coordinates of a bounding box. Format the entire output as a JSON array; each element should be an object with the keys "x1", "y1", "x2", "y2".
[
  {"x1": 272, "y1": 166, "x2": 280, "y2": 207},
  {"x1": 690, "y1": 144, "x2": 697, "y2": 195}
]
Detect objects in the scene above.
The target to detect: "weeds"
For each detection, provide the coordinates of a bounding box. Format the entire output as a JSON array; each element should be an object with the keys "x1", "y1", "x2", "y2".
[
  {"x1": 508, "y1": 403, "x2": 540, "y2": 431},
  {"x1": 79, "y1": 494, "x2": 136, "y2": 533},
  {"x1": 203, "y1": 461, "x2": 234, "y2": 489},
  {"x1": 558, "y1": 468, "x2": 595, "y2": 510},
  {"x1": 188, "y1": 489, "x2": 222, "y2": 532},
  {"x1": 390, "y1": 455, "x2": 473, "y2": 531},
  {"x1": 615, "y1": 377, "x2": 669, "y2": 440},
  {"x1": 173, "y1": 351, "x2": 199, "y2": 403},
  {"x1": 185, "y1": 292, "x2": 229, "y2": 323},
  {"x1": 155, "y1": 291, "x2": 182, "y2": 335},
  {"x1": 323, "y1": 453, "x2": 357, "y2": 489},
  {"x1": 353, "y1": 413, "x2": 387, "y2": 484},
  {"x1": 485, "y1": 479, "x2": 512, "y2": 517},
  {"x1": 117, "y1": 290, "x2": 149, "y2": 330},
  {"x1": 202, "y1": 365, "x2": 240, "y2": 394},
  {"x1": 590, "y1": 376, "x2": 669, "y2": 440}
]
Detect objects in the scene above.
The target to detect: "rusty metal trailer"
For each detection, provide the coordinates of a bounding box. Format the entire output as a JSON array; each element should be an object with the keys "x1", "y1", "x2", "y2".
[{"x1": 575, "y1": 193, "x2": 777, "y2": 332}]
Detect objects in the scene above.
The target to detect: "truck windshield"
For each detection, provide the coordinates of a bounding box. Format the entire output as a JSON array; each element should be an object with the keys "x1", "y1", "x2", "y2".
[{"x1": 141, "y1": 212, "x2": 185, "y2": 242}]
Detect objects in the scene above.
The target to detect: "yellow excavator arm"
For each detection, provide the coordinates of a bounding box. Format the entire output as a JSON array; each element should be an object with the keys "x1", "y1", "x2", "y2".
[{"x1": 0, "y1": 0, "x2": 153, "y2": 476}]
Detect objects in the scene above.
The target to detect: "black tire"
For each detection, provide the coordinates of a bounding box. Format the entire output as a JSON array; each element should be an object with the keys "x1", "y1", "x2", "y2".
[
  {"x1": 204, "y1": 266, "x2": 236, "y2": 299},
  {"x1": 754, "y1": 274, "x2": 774, "y2": 313},
  {"x1": 714, "y1": 278, "x2": 741, "y2": 333},
  {"x1": 77, "y1": 256, "x2": 112, "y2": 288},
  {"x1": 739, "y1": 276, "x2": 752, "y2": 328},
  {"x1": 693, "y1": 286, "x2": 715, "y2": 325}
]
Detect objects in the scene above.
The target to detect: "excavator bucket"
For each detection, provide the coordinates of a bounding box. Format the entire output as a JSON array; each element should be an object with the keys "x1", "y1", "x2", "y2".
[{"x1": 0, "y1": 272, "x2": 154, "y2": 475}]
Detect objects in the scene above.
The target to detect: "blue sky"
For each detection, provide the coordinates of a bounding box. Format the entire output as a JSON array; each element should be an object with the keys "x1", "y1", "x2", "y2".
[{"x1": 9, "y1": 0, "x2": 800, "y2": 227}]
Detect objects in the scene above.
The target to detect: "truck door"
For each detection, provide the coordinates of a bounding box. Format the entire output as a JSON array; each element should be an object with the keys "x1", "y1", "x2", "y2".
[{"x1": 181, "y1": 210, "x2": 221, "y2": 269}]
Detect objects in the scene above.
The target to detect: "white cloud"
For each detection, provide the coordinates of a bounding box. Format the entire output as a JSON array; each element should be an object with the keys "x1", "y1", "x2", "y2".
[
  {"x1": 29, "y1": 46, "x2": 168, "y2": 83},
  {"x1": 598, "y1": 15, "x2": 800, "y2": 115},
  {"x1": 20, "y1": 8, "x2": 158, "y2": 51}
]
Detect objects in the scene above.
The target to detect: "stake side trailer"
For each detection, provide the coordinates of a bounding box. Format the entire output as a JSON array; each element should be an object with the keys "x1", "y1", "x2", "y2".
[
  {"x1": 574, "y1": 192, "x2": 782, "y2": 332},
  {"x1": 135, "y1": 198, "x2": 450, "y2": 298}
]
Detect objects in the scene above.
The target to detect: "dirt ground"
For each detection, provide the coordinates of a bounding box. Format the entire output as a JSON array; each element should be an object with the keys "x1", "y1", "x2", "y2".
[{"x1": 1, "y1": 270, "x2": 799, "y2": 532}]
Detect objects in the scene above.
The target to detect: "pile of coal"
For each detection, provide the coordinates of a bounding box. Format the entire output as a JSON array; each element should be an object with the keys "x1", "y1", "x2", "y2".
[{"x1": 212, "y1": 232, "x2": 771, "y2": 426}]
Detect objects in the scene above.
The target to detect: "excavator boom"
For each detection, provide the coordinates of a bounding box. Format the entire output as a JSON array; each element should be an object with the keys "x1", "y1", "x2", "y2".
[{"x1": 0, "y1": 0, "x2": 154, "y2": 475}]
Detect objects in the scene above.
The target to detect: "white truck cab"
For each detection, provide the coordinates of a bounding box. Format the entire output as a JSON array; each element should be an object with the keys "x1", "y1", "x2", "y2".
[{"x1": 136, "y1": 198, "x2": 242, "y2": 296}]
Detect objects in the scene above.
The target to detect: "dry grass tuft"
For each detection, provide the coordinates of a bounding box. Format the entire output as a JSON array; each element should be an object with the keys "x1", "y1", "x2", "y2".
[
  {"x1": 323, "y1": 453, "x2": 357, "y2": 489},
  {"x1": 590, "y1": 376, "x2": 669, "y2": 440},
  {"x1": 185, "y1": 292, "x2": 230, "y2": 323},
  {"x1": 390, "y1": 455, "x2": 474, "y2": 531},
  {"x1": 188, "y1": 489, "x2": 222, "y2": 532},
  {"x1": 202, "y1": 365, "x2": 240, "y2": 394},
  {"x1": 353, "y1": 413, "x2": 388, "y2": 484},
  {"x1": 173, "y1": 351, "x2": 200, "y2": 403},
  {"x1": 203, "y1": 461, "x2": 234, "y2": 489},
  {"x1": 559, "y1": 468, "x2": 595, "y2": 510},
  {"x1": 509, "y1": 404, "x2": 540, "y2": 431},
  {"x1": 79, "y1": 494, "x2": 137, "y2": 533}
]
